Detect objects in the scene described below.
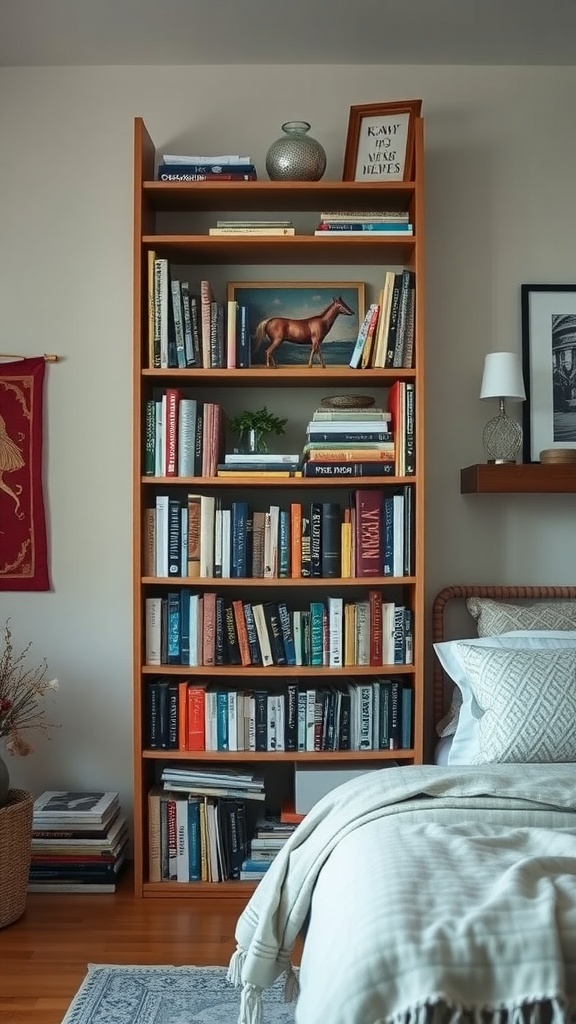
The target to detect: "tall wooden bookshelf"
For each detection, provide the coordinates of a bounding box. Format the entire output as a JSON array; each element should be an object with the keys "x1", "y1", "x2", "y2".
[{"x1": 132, "y1": 116, "x2": 425, "y2": 897}]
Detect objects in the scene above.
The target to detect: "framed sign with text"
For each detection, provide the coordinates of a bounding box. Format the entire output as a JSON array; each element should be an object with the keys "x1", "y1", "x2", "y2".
[{"x1": 342, "y1": 99, "x2": 422, "y2": 182}]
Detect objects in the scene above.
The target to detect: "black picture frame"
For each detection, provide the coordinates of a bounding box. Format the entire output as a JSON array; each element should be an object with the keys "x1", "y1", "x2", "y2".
[{"x1": 521, "y1": 283, "x2": 576, "y2": 462}]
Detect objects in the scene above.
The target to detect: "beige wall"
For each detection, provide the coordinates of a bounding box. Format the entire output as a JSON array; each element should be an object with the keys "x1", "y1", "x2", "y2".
[{"x1": 2, "y1": 65, "x2": 576, "y2": 812}]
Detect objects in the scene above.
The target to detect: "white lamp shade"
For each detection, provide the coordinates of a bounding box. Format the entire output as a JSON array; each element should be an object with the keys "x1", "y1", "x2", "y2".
[{"x1": 480, "y1": 351, "x2": 526, "y2": 402}]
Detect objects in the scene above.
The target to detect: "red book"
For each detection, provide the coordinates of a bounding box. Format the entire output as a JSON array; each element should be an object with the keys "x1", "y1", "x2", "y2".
[
  {"x1": 369, "y1": 590, "x2": 383, "y2": 666},
  {"x1": 280, "y1": 799, "x2": 305, "y2": 825},
  {"x1": 387, "y1": 380, "x2": 405, "y2": 476},
  {"x1": 178, "y1": 680, "x2": 188, "y2": 751},
  {"x1": 232, "y1": 599, "x2": 252, "y2": 667},
  {"x1": 354, "y1": 490, "x2": 384, "y2": 577},
  {"x1": 164, "y1": 387, "x2": 180, "y2": 477},
  {"x1": 186, "y1": 685, "x2": 206, "y2": 751}
]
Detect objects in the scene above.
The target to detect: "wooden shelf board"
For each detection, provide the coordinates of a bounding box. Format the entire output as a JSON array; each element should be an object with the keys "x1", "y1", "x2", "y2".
[
  {"x1": 461, "y1": 463, "x2": 576, "y2": 493},
  {"x1": 141, "y1": 663, "x2": 415, "y2": 677},
  {"x1": 141, "y1": 366, "x2": 415, "y2": 386},
  {"x1": 143, "y1": 179, "x2": 416, "y2": 213},
  {"x1": 142, "y1": 233, "x2": 415, "y2": 266},
  {"x1": 142, "y1": 748, "x2": 411, "y2": 762},
  {"x1": 142, "y1": 575, "x2": 416, "y2": 587}
]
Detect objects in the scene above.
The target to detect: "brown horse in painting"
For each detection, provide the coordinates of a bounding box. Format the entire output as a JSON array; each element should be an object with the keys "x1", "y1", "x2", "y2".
[{"x1": 253, "y1": 295, "x2": 355, "y2": 367}]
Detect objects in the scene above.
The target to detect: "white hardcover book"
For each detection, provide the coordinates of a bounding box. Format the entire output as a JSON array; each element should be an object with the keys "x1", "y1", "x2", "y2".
[
  {"x1": 355, "y1": 600, "x2": 370, "y2": 666},
  {"x1": 382, "y1": 602, "x2": 396, "y2": 665},
  {"x1": 221, "y1": 509, "x2": 231, "y2": 578},
  {"x1": 297, "y1": 690, "x2": 307, "y2": 751},
  {"x1": 227, "y1": 690, "x2": 238, "y2": 752},
  {"x1": 227, "y1": 299, "x2": 238, "y2": 369},
  {"x1": 251, "y1": 604, "x2": 274, "y2": 667},
  {"x1": 175, "y1": 795, "x2": 189, "y2": 882},
  {"x1": 247, "y1": 693, "x2": 256, "y2": 751},
  {"x1": 263, "y1": 506, "x2": 280, "y2": 578},
  {"x1": 188, "y1": 593, "x2": 199, "y2": 666},
  {"x1": 155, "y1": 495, "x2": 169, "y2": 577},
  {"x1": 177, "y1": 399, "x2": 197, "y2": 476},
  {"x1": 292, "y1": 610, "x2": 303, "y2": 666},
  {"x1": 275, "y1": 694, "x2": 285, "y2": 751},
  {"x1": 213, "y1": 505, "x2": 222, "y2": 578},
  {"x1": 393, "y1": 494, "x2": 405, "y2": 577},
  {"x1": 328, "y1": 596, "x2": 343, "y2": 668},
  {"x1": 205, "y1": 690, "x2": 218, "y2": 751},
  {"x1": 305, "y1": 689, "x2": 316, "y2": 752},
  {"x1": 187, "y1": 494, "x2": 216, "y2": 577},
  {"x1": 145, "y1": 597, "x2": 162, "y2": 665},
  {"x1": 359, "y1": 682, "x2": 373, "y2": 750}
]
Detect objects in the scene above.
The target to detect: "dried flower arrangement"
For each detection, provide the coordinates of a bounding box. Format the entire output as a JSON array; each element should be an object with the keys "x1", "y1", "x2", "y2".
[{"x1": 0, "y1": 620, "x2": 58, "y2": 759}]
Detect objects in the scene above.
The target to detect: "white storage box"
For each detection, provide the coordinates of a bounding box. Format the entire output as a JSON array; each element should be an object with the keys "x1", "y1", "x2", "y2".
[{"x1": 294, "y1": 763, "x2": 395, "y2": 814}]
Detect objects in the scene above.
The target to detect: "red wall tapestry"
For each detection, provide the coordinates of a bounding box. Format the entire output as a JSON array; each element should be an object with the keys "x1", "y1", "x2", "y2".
[{"x1": 0, "y1": 357, "x2": 50, "y2": 591}]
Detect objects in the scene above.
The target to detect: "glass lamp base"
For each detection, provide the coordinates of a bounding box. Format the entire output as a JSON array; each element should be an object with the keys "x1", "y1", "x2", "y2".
[{"x1": 483, "y1": 412, "x2": 522, "y2": 464}]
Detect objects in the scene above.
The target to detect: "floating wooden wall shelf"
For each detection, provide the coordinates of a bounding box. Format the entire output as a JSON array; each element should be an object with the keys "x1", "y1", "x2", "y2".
[{"x1": 461, "y1": 464, "x2": 576, "y2": 494}]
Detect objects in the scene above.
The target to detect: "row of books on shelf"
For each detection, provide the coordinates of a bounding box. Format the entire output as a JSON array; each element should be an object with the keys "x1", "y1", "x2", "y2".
[
  {"x1": 144, "y1": 386, "x2": 413, "y2": 480},
  {"x1": 147, "y1": 487, "x2": 413, "y2": 581},
  {"x1": 349, "y1": 269, "x2": 415, "y2": 369},
  {"x1": 28, "y1": 791, "x2": 127, "y2": 894},
  {"x1": 144, "y1": 593, "x2": 413, "y2": 669},
  {"x1": 148, "y1": 259, "x2": 251, "y2": 370},
  {"x1": 146, "y1": 265, "x2": 416, "y2": 372},
  {"x1": 144, "y1": 392, "x2": 226, "y2": 478},
  {"x1": 314, "y1": 210, "x2": 413, "y2": 237},
  {"x1": 146, "y1": 676, "x2": 413, "y2": 753},
  {"x1": 148, "y1": 780, "x2": 299, "y2": 883}
]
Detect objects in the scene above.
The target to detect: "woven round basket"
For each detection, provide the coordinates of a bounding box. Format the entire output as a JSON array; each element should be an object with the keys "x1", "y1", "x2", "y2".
[{"x1": 0, "y1": 788, "x2": 33, "y2": 928}]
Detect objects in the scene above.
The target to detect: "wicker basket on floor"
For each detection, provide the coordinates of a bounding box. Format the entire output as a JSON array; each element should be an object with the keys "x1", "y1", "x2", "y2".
[{"x1": 0, "y1": 788, "x2": 33, "y2": 928}]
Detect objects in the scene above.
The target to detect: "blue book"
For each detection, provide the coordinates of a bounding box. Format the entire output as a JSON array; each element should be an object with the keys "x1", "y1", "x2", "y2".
[
  {"x1": 241, "y1": 858, "x2": 273, "y2": 872},
  {"x1": 237, "y1": 305, "x2": 250, "y2": 368},
  {"x1": 243, "y1": 603, "x2": 262, "y2": 665},
  {"x1": 187, "y1": 798, "x2": 201, "y2": 881},
  {"x1": 167, "y1": 592, "x2": 181, "y2": 664},
  {"x1": 231, "y1": 501, "x2": 249, "y2": 578},
  {"x1": 401, "y1": 685, "x2": 413, "y2": 749},
  {"x1": 278, "y1": 510, "x2": 290, "y2": 578},
  {"x1": 309, "y1": 602, "x2": 325, "y2": 666},
  {"x1": 277, "y1": 602, "x2": 296, "y2": 666},
  {"x1": 158, "y1": 162, "x2": 256, "y2": 176},
  {"x1": 317, "y1": 221, "x2": 412, "y2": 232},
  {"x1": 179, "y1": 589, "x2": 190, "y2": 666},
  {"x1": 383, "y1": 495, "x2": 395, "y2": 577},
  {"x1": 216, "y1": 691, "x2": 229, "y2": 751}
]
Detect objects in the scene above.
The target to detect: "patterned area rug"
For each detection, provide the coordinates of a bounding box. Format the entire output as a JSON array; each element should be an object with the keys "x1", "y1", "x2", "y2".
[{"x1": 61, "y1": 964, "x2": 296, "y2": 1024}]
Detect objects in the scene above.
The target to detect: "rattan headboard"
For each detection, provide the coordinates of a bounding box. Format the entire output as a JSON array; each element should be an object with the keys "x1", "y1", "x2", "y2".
[{"x1": 431, "y1": 585, "x2": 576, "y2": 731}]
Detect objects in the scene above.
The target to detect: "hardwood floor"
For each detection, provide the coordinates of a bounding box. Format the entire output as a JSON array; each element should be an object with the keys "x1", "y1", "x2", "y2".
[{"x1": 0, "y1": 868, "x2": 251, "y2": 1024}]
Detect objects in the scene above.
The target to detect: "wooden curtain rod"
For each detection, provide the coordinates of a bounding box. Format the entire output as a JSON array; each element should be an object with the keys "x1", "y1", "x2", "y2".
[{"x1": 0, "y1": 354, "x2": 59, "y2": 362}]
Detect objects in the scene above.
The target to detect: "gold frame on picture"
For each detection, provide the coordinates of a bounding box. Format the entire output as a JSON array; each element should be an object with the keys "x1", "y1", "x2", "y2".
[
  {"x1": 342, "y1": 100, "x2": 422, "y2": 183},
  {"x1": 227, "y1": 281, "x2": 365, "y2": 367}
]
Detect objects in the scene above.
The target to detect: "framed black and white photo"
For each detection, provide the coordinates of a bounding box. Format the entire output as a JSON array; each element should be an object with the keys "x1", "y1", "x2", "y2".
[
  {"x1": 521, "y1": 284, "x2": 576, "y2": 462},
  {"x1": 342, "y1": 100, "x2": 422, "y2": 182}
]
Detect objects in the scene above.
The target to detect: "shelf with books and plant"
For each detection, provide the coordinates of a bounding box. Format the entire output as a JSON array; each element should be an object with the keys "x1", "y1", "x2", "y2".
[{"x1": 132, "y1": 116, "x2": 425, "y2": 896}]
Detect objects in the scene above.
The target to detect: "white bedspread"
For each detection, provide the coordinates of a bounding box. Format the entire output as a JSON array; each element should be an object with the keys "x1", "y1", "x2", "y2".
[{"x1": 228, "y1": 763, "x2": 576, "y2": 1024}]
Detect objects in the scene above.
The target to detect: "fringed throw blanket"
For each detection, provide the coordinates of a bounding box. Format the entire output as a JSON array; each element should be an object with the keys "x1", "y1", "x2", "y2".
[{"x1": 228, "y1": 763, "x2": 576, "y2": 1024}]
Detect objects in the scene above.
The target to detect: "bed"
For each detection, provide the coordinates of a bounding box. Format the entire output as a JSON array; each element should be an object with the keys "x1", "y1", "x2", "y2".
[{"x1": 228, "y1": 585, "x2": 576, "y2": 1024}]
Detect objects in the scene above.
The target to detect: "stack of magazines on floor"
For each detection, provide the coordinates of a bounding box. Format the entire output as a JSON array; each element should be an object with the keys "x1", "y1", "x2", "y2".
[
  {"x1": 240, "y1": 811, "x2": 300, "y2": 881},
  {"x1": 28, "y1": 790, "x2": 128, "y2": 893}
]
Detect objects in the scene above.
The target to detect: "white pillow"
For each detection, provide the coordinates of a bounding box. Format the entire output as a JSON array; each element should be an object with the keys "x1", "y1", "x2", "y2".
[
  {"x1": 459, "y1": 644, "x2": 576, "y2": 764},
  {"x1": 433, "y1": 630, "x2": 576, "y2": 765}
]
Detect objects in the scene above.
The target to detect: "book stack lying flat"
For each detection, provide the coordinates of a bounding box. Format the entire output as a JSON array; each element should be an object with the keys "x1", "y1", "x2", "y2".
[
  {"x1": 241, "y1": 813, "x2": 299, "y2": 880},
  {"x1": 302, "y1": 405, "x2": 395, "y2": 478},
  {"x1": 157, "y1": 154, "x2": 257, "y2": 182},
  {"x1": 217, "y1": 453, "x2": 302, "y2": 477},
  {"x1": 209, "y1": 220, "x2": 294, "y2": 236},
  {"x1": 314, "y1": 210, "x2": 413, "y2": 236},
  {"x1": 28, "y1": 791, "x2": 128, "y2": 893}
]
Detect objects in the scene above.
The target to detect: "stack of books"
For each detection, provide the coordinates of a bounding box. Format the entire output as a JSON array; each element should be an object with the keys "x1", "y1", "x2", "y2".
[
  {"x1": 209, "y1": 220, "x2": 294, "y2": 236},
  {"x1": 314, "y1": 210, "x2": 413, "y2": 236},
  {"x1": 302, "y1": 405, "x2": 395, "y2": 478},
  {"x1": 217, "y1": 453, "x2": 302, "y2": 477},
  {"x1": 349, "y1": 269, "x2": 416, "y2": 369},
  {"x1": 28, "y1": 791, "x2": 128, "y2": 893},
  {"x1": 241, "y1": 813, "x2": 299, "y2": 881},
  {"x1": 156, "y1": 154, "x2": 257, "y2": 182}
]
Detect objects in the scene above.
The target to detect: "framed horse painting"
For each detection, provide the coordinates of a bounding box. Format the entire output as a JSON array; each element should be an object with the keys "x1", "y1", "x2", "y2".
[{"x1": 228, "y1": 281, "x2": 365, "y2": 368}]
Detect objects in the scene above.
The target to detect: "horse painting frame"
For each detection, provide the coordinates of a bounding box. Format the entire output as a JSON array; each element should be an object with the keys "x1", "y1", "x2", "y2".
[{"x1": 227, "y1": 281, "x2": 365, "y2": 368}]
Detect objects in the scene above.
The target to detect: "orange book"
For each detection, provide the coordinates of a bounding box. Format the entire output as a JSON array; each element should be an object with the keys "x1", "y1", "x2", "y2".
[
  {"x1": 290, "y1": 502, "x2": 302, "y2": 578},
  {"x1": 232, "y1": 599, "x2": 252, "y2": 667},
  {"x1": 387, "y1": 380, "x2": 405, "y2": 475},
  {"x1": 178, "y1": 680, "x2": 189, "y2": 751},
  {"x1": 307, "y1": 449, "x2": 394, "y2": 462},
  {"x1": 202, "y1": 592, "x2": 216, "y2": 666},
  {"x1": 369, "y1": 590, "x2": 383, "y2": 666},
  {"x1": 280, "y1": 799, "x2": 305, "y2": 825},
  {"x1": 186, "y1": 684, "x2": 206, "y2": 751}
]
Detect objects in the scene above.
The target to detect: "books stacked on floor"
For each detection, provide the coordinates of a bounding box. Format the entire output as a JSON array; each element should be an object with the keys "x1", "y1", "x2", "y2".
[
  {"x1": 314, "y1": 210, "x2": 413, "y2": 236},
  {"x1": 149, "y1": 764, "x2": 265, "y2": 882},
  {"x1": 28, "y1": 791, "x2": 128, "y2": 893},
  {"x1": 217, "y1": 453, "x2": 302, "y2": 478},
  {"x1": 241, "y1": 813, "x2": 299, "y2": 880},
  {"x1": 209, "y1": 220, "x2": 294, "y2": 236},
  {"x1": 349, "y1": 269, "x2": 415, "y2": 369},
  {"x1": 302, "y1": 404, "x2": 395, "y2": 478},
  {"x1": 157, "y1": 154, "x2": 257, "y2": 182}
]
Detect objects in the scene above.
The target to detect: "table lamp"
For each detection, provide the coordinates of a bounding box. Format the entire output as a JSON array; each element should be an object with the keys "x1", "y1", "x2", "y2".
[{"x1": 480, "y1": 351, "x2": 526, "y2": 464}]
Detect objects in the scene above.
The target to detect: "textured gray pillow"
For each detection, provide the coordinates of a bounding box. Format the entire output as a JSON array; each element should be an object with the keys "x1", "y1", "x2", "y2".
[
  {"x1": 467, "y1": 597, "x2": 576, "y2": 638},
  {"x1": 458, "y1": 644, "x2": 576, "y2": 764}
]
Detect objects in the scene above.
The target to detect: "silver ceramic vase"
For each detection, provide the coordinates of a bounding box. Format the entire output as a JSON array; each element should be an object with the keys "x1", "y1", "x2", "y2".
[{"x1": 265, "y1": 121, "x2": 326, "y2": 182}]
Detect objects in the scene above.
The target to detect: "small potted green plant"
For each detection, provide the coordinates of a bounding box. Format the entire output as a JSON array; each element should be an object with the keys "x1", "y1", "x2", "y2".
[{"x1": 229, "y1": 406, "x2": 287, "y2": 454}]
